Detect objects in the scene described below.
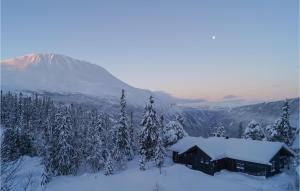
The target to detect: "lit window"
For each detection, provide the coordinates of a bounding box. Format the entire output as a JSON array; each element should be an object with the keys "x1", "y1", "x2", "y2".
[{"x1": 236, "y1": 161, "x2": 245, "y2": 170}]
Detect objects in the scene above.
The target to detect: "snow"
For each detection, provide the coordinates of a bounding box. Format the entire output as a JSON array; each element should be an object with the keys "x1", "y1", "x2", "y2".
[
  {"x1": 170, "y1": 136, "x2": 295, "y2": 165},
  {"x1": 1, "y1": 53, "x2": 177, "y2": 106},
  {"x1": 13, "y1": 156, "x2": 298, "y2": 191},
  {"x1": 291, "y1": 129, "x2": 299, "y2": 150},
  {"x1": 15, "y1": 156, "x2": 43, "y2": 190}
]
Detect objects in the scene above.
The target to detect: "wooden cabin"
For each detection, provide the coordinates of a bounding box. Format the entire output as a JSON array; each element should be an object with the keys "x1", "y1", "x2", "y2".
[{"x1": 170, "y1": 137, "x2": 295, "y2": 177}]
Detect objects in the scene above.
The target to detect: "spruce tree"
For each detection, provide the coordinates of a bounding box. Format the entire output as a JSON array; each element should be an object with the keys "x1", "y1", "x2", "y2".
[
  {"x1": 54, "y1": 107, "x2": 76, "y2": 175},
  {"x1": 267, "y1": 99, "x2": 295, "y2": 145},
  {"x1": 86, "y1": 113, "x2": 104, "y2": 172},
  {"x1": 211, "y1": 125, "x2": 226, "y2": 137},
  {"x1": 154, "y1": 116, "x2": 166, "y2": 174},
  {"x1": 128, "y1": 112, "x2": 136, "y2": 156},
  {"x1": 243, "y1": 120, "x2": 265, "y2": 140},
  {"x1": 113, "y1": 89, "x2": 133, "y2": 168},
  {"x1": 163, "y1": 119, "x2": 187, "y2": 146},
  {"x1": 1, "y1": 126, "x2": 19, "y2": 161},
  {"x1": 104, "y1": 149, "x2": 114, "y2": 176},
  {"x1": 139, "y1": 96, "x2": 159, "y2": 170}
]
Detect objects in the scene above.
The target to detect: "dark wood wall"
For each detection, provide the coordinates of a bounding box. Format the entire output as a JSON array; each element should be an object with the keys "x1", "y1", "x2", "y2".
[{"x1": 173, "y1": 146, "x2": 292, "y2": 178}]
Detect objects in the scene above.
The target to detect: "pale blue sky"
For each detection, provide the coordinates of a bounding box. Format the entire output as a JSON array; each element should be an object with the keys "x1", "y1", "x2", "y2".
[{"x1": 1, "y1": 0, "x2": 299, "y2": 100}]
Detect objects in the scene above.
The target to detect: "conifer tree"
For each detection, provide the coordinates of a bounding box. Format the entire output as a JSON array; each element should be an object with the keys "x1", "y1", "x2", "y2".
[
  {"x1": 54, "y1": 107, "x2": 76, "y2": 175},
  {"x1": 163, "y1": 118, "x2": 187, "y2": 146},
  {"x1": 104, "y1": 149, "x2": 114, "y2": 176},
  {"x1": 113, "y1": 89, "x2": 133, "y2": 168},
  {"x1": 243, "y1": 120, "x2": 265, "y2": 140},
  {"x1": 139, "y1": 96, "x2": 159, "y2": 170},
  {"x1": 211, "y1": 125, "x2": 226, "y2": 137},
  {"x1": 128, "y1": 112, "x2": 136, "y2": 156},
  {"x1": 267, "y1": 99, "x2": 295, "y2": 145},
  {"x1": 86, "y1": 113, "x2": 104, "y2": 172},
  {"x1": 155, "y1": 116, "x2": 166, "y2": 174}
]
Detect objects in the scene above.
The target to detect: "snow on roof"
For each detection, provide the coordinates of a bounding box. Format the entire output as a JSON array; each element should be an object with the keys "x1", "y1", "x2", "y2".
[{"x1": 169, "y1": 136, "x2": 295, "y2": 165}]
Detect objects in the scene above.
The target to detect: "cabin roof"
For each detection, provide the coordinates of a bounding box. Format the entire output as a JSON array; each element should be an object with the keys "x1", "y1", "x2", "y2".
[{"x1": 170, "y1": 136, "x2": 295, "y2": 165}]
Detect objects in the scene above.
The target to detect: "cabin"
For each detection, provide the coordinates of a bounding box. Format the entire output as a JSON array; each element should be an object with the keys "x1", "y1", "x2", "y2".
[{"x1": 170, "y1": 137, "x2": 295, "y2": 177}]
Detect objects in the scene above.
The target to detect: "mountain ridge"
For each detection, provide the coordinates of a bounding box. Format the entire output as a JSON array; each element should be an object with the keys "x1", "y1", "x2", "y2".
[{"x1": 1, "y1": 53, "x2": 178, "y2": 106}]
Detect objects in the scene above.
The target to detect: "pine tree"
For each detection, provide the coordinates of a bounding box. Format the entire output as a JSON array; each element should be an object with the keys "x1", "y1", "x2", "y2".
[
  {"x1": 211, "y1": 125, "x2": 226, "y2": 137},
  {"x1": 267, "y1": 99, "x2": 295, "y2": 145},
  {"x1": 176, "y1": 114, "x2": 185, "y2": 128},
  {"x1": 163, "y1": 119, "x2": 187, "y2": 146},
  {"x1": 104, "y1": 149, "x2": 114, "y2": 176},
  {"x1": 113, "y1": 89, "x2": 133, "y2": 168},
  {"x1": 139, "y1": 96, "x2": 159, "y2": 169},
  {"x1": 53, "y1": 107, "x2": 76, "y2": 175},
  {"x1": 139, "y1": 151, "x2": 147, "y2": 171},
  {"x1": 128, "y1": 112, "x2": 136, "y2": 156},
  {"x1": 154, "y1": 116, "x2": 166, "y2": 174},
  {"x1": 1, "y1": 125, "x2": 19, "y2": 161},
  {"x1": 86, "y1": 112, "x2": 104, "y2": 172},
  {"x1": 41, "y1": 106, "x2": 56, "y2": 184},
  {"x1": 242, "y1": 120, "x2": 265, "y2": 140}
]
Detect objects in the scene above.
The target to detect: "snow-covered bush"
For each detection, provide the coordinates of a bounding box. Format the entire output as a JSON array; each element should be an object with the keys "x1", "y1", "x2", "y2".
[
  {"x1": 210, "y1": 126, "x2": 226, "y2": 137},
  {"x1": 163, "y1": 120, "x2": 187, "y2": 146},
  {"x1": 243, "y1": 120, "x2": 265, "y2": 140}
]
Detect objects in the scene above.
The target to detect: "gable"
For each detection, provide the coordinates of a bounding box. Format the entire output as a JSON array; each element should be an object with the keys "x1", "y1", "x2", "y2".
[{"x1": 179, "y1": 146, "x2": 212, "y2": 160}]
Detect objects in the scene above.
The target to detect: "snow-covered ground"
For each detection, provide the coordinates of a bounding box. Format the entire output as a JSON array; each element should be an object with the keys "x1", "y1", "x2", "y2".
[{"x1": 13, "y1": 156, "x2": 298, "y2": 191}]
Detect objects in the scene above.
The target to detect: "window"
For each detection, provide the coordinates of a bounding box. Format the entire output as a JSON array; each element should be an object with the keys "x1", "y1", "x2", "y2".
[
  {"x1": 236, "y1": 161, "x2": 245, "y2": 171},
  {"x1": 271, "y1": 161, "x2": 276, "y2": 172}
]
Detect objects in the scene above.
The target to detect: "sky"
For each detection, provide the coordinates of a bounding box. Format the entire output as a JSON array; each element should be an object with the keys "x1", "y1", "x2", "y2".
[{"x1": 1, "y1": 0, "x2": 299, "y2": 101}]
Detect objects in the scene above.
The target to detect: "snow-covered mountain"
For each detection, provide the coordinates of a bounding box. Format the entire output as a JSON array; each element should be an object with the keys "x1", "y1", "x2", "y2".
[
  {"x1": 182, "y1": 98, "x2": 299, "y2": 136},
  {"x1": 1, "y1": 53, "x2": 177, "y2": 106},
  {"x1": 2, "y1": 53, "x2": 299, "y2": 138}
]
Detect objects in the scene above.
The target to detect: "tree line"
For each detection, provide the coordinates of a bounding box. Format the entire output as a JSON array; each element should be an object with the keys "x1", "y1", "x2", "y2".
[
  {"x1": 209, "y1": 99, "x2": 296, "y2": 146},
  {"x1": 0, "y1": 90, "x2": 187, "y2": 187}
]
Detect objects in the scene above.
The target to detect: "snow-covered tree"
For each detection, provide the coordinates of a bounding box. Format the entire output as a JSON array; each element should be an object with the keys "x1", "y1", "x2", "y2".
[
  {"x1": 211, "y1": 125, "x2": 226, "y2": 137},
  {"x1": 128, "y1": 112, "x2": 137, "y2": 155},
  {"x1": 163, "y1": 119, "x2": 187, "y2": 146},
  {"x1": 1, "y1": 125, "x2": 20, "y2": 162},
  {"x1": 267, "y1": 99, "x2": 295, "y2": 145},
  {"x1": 176, "y1": 114, "x2": 185, "y2": 128},
  {"x1": 154, "y1": 116, "x2": 166, "y2": 174},
  {"x1": 86, "y1": 112, "x2": 104, "y2": 172},
  {"x1": 139, "y1": 96, "x2": 159, "y2": 169},
  {"x1": 113, "y1": 90, "x2": 133, "y2": 169},
  {"x1": 242, "y1": 120, "x2": 265, "y2": 140},
  {"x1": 139, "y1": 152, "x2": 147, "y2": 171},
  {"x1": 53, "y1": 107, "x2": 76, "y2": 175},
  {"x1": 104, "y1": 149, "x2": 114, "y2": 176}
]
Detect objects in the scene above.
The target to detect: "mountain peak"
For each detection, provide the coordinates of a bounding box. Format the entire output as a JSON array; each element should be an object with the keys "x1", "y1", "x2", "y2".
[
  {"x1": 1, "y1": 53, "x2": 160, "y2": 105},
  {"x1": 1, "y1": 53, "x2": 85, "y2": 69}
]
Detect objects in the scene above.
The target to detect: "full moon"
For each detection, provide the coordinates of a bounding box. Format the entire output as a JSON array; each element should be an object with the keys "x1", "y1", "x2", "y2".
[{"x1": 212, "y1": 36, "x2": 216, "y2": 40}]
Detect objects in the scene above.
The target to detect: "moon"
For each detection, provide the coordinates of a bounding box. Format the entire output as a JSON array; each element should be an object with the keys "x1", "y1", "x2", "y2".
[{"x1": 212, "y1": 36, "x2": 216, "y2": 40}]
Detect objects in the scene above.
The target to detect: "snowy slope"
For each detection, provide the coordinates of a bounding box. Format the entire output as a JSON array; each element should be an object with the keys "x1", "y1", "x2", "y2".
[
  {"x1": 1, "y1": 53, "x2": 177, "y2": 106},
  {"x1": 14, "y1": 156, "x2": 298, "y2": 191},
  {"x1": 181, "y1": 98, "x2": 299, "y2": 137}
]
